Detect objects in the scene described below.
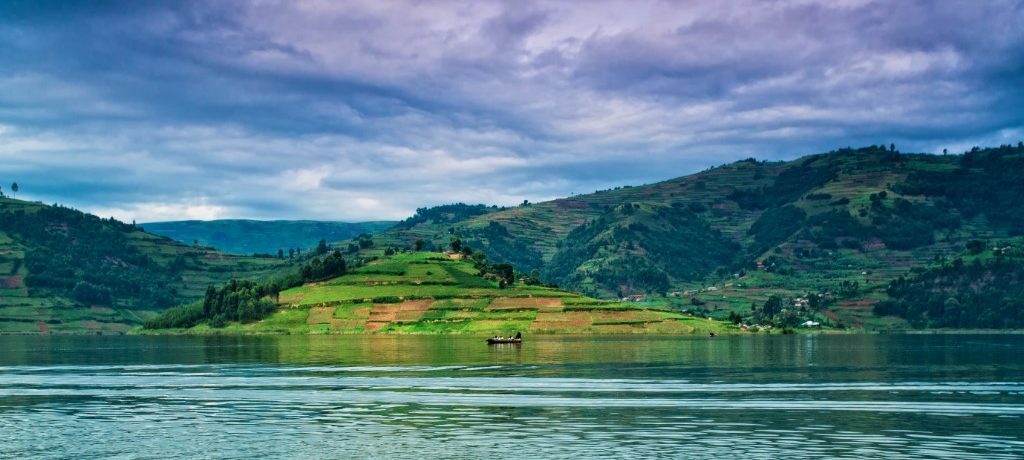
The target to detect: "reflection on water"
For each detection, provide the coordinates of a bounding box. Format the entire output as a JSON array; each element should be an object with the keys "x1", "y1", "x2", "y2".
[{"x1": 0, "y1": 335, "x2": 1022, "y2": 458}]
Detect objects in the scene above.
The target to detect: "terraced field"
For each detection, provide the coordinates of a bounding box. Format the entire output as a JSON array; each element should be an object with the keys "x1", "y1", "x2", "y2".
[{"x1": 167, "y1": 252, "x2": 734, "y2": 335}]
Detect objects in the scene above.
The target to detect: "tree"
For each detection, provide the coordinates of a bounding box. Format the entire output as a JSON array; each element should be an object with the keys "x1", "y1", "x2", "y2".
[
  {"x1": 450, "y1": 238, "x2": 462, "y2": 253},
  {"x1": 472, "y1": 250, "x2": 487, "y2": 267},
  {"x1": 762, "y1": 295, "x2": 783, "y2": 320},
  {"x1": 277, "y1": 249, "x2": 285, "y2": 259},
  {"x1": 71, "y1": 281, "x2": 113, "y2": 305},
  {"x1": 414, "y1": 239, "x2": 425, "y2": 251},
  {"x1": 10, "y1": 182, "x2": 17, "y2": 198},
  {"x1": 317, "y1": 239, "x2": 329, "y2": 255},
  {"x1": 288, "y1": 248, "x2": 295, "y2": 258},
  {"x1": 493, "y1": 263, "x2": 515, "y2": 286}
]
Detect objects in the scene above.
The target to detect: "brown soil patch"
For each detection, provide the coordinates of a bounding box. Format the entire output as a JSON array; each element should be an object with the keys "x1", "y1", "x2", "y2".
[
  {"x1": 364, "y1": 322, "x2": 387, "y2": 332},
  {"x1": 1, "y1": 276, "x2": 22, "y2": 289},
  {"x1": 36, "y1": 322, "x2": 49, "y2": 333},
  {"x1": 487, "y1": 297, "x2": 563, "y2": 311},
  {"x1": 394, "y1": 310, "x2": 426, "y2": 323},
  {"x1": 550, "y1": 312, "x2": 592, "y2": 328},
  {"x1": 368, "y1": 303, "x2": 399, "y2": 321},
  {"x1": 589, "y1": 310, "x2": 661, "y2": 323}
]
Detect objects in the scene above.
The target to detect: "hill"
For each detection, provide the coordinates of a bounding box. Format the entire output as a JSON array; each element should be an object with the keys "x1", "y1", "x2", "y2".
[
  {"x1": 144, "y1": 251, "x2": 733, "y2": 335},
  {"x1": 142, "y1": 219, "x2": 395, "y2": 255},
  {"x1": 0, "y1": 198, "x2": 297, "y2": 333},
  {"x1": 351, "y1": 144, "x2": 1024, "y2": 330}
]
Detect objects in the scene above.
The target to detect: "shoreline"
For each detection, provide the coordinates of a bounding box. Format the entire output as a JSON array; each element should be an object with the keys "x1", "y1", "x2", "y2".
[{"x1": 6, "y1": 328, "x2": 1024, "y2": 337}]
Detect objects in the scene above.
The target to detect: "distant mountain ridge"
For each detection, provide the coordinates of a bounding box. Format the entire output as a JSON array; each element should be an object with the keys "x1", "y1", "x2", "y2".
[
  {"x1": 356, "y1": 143, "x2": 1024, "y2": 329},
  {"x1": 142, "y1": 219, "x2": 395, "y2": 255}
]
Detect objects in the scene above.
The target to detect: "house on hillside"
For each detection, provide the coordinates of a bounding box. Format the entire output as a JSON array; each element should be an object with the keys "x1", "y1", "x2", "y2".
[{"x1": 622, "y1": 294, "x2": 646, "y2": 302}]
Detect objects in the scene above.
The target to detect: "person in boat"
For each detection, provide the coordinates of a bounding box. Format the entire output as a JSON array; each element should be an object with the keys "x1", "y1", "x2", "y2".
[{"x1": 514, "y1": 331, "x2": 522, "y2": 340}]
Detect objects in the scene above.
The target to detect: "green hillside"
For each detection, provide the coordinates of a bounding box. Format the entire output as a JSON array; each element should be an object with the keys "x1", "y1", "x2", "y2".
[
  {"x1": 350, "y1": 144, "x2": 1024, "y2": 330},
  {"x1": 142, "y1": 219, "x2": 395, "y2": 255},
  {"x1": 0, "y1": 198, "x2": 297, "y2": 333},
  {"x1": 144, "y1": 251, "x2": 733, "y2": 335}
]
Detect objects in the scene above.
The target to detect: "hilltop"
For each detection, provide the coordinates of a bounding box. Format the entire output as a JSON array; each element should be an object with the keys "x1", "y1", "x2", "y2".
[
  {"x1": 142, "y1": 219, "x2": 395, "y2": 255},
  {"x1": 352, "y1": 144, "x2": 1024, "y2": 330},
  {"x1": 144, "y1": 251, "x2": 732, "y2": 335},
  {"x1": 0, "y1": 198, "x2": 297, "y2": 333}
]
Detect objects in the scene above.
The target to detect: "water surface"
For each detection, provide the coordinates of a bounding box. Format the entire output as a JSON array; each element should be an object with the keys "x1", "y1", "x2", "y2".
[{"x1": 1, "y1": 334, "x2": 1022, "y2": 458}]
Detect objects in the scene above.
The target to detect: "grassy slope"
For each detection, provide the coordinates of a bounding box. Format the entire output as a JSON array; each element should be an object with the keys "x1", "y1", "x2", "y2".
[
  {"x1": 142, "y1": 219, "x2": 395, "y2": 255},
  {"x1": 156, "y1": 252, "x2": 737, "y2": 335},
  {"x1": 352, "y1": 147, "x2": 1021, "y2": 330},
  {"x1": 0, "y1": 198, "x2": 297, "y2": 333}
]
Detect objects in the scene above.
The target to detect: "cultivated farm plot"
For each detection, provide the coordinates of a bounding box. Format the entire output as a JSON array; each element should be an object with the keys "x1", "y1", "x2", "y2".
[{"x1": 486, "y1": 297, "x2": 564, "y2": 312}]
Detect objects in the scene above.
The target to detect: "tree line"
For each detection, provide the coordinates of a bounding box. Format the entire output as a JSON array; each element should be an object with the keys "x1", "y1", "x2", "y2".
[
  {"x1": 144, "y1": 250, "x2": 348, "y2": 329},
  {"x1": 874, "y1": 255, "x2": 1024, "y2": 329}
]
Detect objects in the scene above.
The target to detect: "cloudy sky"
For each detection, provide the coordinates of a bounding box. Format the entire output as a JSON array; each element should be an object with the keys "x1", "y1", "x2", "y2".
[{"x1": 1, "y1": 0, "x2": 1022, "y2": 222}]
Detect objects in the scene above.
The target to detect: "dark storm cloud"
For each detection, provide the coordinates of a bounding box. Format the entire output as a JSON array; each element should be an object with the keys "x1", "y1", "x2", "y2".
[{"x1": 0, "y1": 0, "x2": 1021, "y2": 221}]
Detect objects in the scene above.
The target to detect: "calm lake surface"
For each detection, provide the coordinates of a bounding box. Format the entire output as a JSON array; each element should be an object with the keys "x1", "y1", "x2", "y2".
[{"x1": 1, "y1": 334, "x2": 1023, "y2": 459}]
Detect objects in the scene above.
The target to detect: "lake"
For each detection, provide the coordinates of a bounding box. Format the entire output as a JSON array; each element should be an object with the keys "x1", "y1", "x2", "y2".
[{"x1": 1, "y1": 334, "x2": 1022, "y2": 458}]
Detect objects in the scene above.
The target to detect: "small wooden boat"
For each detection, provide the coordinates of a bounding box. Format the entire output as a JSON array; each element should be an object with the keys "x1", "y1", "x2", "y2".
[{"x1": 487, "y1": 332, "x2": 522, "y2": 344}]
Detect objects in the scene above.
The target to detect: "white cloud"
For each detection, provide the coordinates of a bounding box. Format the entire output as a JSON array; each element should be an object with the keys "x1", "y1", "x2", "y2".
[{"x1": 0, "y1": 0, "x2": 1021, "y2": 221}]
